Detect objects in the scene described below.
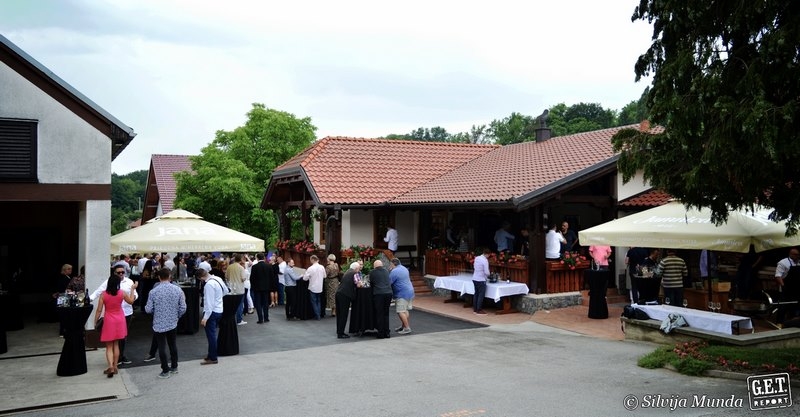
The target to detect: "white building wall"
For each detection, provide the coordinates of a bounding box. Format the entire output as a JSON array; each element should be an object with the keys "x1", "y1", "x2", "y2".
[
  {"x1": 0, "y1": 61, "x2": 110, "y2": 185},
  {"x1": 83, "y1": 200, "x2": 111, "y2": 329},
  {"x1": 617, "y1": 170, "x2": 651, "y2": 202}
]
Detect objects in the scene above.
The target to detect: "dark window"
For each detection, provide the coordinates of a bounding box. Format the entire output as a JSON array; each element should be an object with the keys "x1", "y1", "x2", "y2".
[{"x1": 0, "y1": 119, "x2": 37, "y2": 182}]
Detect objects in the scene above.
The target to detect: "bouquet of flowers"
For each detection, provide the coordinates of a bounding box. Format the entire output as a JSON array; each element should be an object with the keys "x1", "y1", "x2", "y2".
[
  {"x1": 293, "y1": 240, "x2": 319, "y2": 253},
  {"x1": 561, "y1": 252, "x2": 586, "y2": 270},
  {"x1": 275, "y1": 239, "x2": 295, "y2": 251}
]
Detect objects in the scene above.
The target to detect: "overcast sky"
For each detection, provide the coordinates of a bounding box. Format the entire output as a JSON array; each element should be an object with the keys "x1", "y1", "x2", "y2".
[{"x1": 1, "y1": 0, "x2": 654, "y2": 174}]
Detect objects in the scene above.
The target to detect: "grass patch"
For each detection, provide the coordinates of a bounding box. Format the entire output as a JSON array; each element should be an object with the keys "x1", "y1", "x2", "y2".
[{"x1": 638, "y1": 341, "x2": 800, "y2": 377}]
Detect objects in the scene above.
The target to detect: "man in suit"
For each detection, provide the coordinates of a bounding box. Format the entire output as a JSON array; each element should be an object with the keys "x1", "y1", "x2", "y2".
[{"x1": 249, "y1": 253, "x2": 273, "y2": 323}]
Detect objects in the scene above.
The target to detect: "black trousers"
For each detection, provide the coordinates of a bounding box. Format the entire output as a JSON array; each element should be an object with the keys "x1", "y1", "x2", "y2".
[
  {"x1": 154, "y1": 329, "x2": 178, "y2": 372},
  {"x1": 284, "y1": 286, "x2": 297, "y2": 319},
  {"x1": 372, "y1": 293, "x2": 393, "y2": 337},
  {"x1": 335, "y1": 293, "x2": 353, "y2": 335},
  {"x1": 119, "y1": 315, "x2": 132, "y2": 359},
  {"x1": 253, "y1": 290, "x2": 270, "y2": 322}
]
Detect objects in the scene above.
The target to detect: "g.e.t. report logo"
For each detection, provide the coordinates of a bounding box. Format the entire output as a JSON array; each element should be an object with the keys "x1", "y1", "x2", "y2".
[{"x1": 747, "y1": 373, "x2": 792, "y2": 411}]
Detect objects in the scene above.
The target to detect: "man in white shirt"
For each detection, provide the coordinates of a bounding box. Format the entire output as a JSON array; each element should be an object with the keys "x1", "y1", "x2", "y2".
[
  {"x1": 775, "y1": 248, "x2": 800, "y2": 325},
  {"x1": 198, "y1": 268, "x2": 228, "y2": 365},
  {"x1": 112, "y1": 255, "x2": 131, "y2": 278},
  {"x1": 90, "y1": 271, "x2": 138, "y2": 365},
  {"x1": 471, "y1": 248, "x2": 491, "y2": 315},
  {"x1": 303, "y1": 255, "x2": 326, "y2": 320},
  {"x1": 163, "y1": 255, "x2": 175, "y2": 272},
  {"x1": 545, "y1": 224, "x2": 566, "y2": 260},
  {"x1": 384, "y1": 224, "x2": 398, "y2": 255}
]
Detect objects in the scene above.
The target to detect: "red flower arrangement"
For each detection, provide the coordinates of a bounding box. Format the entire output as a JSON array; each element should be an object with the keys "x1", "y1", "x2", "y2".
[
  {"x1": 560, "y1": 251, "x2": 587, "y2": 270},
  {"x1": 293, "y1": 240, "x2": 319, "y2": 253}
]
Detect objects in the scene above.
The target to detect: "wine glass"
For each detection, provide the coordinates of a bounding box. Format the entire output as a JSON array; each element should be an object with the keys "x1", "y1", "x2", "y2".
[
  {"x1": 664, "y1": 297, "x2": 670, "y2": 305},
  {"x1": 714, "y1": 302, "x2": 721, "y2": 313},
  {"x1": 708, "y1": 301, "x2": 714, "y2": 311},
  {"x1": 682, "y1": 299, "x2": 688, "y2": 308}
]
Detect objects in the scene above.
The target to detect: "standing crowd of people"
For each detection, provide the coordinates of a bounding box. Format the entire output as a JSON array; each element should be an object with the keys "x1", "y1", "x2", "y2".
[{"x1": 71, "y1": 251, "x2": 416, "y2": 380}]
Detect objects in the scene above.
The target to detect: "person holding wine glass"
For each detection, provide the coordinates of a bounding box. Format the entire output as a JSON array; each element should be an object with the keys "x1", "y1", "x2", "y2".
[{"x1": 657, "y1": 249, "x2": 688, "y2": 308}]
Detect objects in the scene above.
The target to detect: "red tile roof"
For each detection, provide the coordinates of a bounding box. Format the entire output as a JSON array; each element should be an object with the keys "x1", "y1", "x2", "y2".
[
  {"x1": 618, "y1": 189, "x2": 673, "y2": 207},
  {"x1": 151, "y1": 154, "x2": 192, "y2": 212},
  {"x1": 273, "y1": 137, "x2": 498, "y2": 205},
  {"x1": 393, "y1": 125, "x2": 634, "y2": 204}
]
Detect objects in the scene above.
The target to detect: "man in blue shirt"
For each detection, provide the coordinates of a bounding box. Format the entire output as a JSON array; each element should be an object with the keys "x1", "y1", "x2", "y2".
[
  {"x1": 389, "y1": 258, "x2": 415, "y2": 334},
  {"x1": 145, "y1": 268, "x2": 187, "y2": 378},
  {"x1": 494, "y1": 222, "x2": 515, "y2": 253}
]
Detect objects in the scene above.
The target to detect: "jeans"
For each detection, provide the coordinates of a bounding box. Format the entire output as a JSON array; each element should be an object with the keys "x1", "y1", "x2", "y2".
[
  {"x1": 235, "y1": 295, "x2": 245, "y2": 323},
  {"x1": 277, "y1": 283, "x2": 285, "y2": 305},
  {"x1": 155, "y1": 328, "x2": 178, "y2": 371},
  {"x1": 473, "y1": 280, "x2": 487, "y2": 312},
  {"x1": 310, "y1": 291, "x2": 322, "y2": 319},
  {"x1": 253, "y1": 290, "x2": 269, "y2": 322},
  {"x1": 204, "y1": 311, "x2": 222, "y2": 361}
]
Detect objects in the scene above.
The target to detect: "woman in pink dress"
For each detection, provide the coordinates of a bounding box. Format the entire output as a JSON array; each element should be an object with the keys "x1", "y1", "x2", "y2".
[{"x1": 94, "y1": 267, "x2": 137, "y2": 377}]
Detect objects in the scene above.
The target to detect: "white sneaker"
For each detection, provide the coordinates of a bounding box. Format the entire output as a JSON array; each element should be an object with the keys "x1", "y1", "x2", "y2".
[
  {"x1": 237, "y1": 321, "x2": 247, "y2": 326},
  {"x1": 398, "y1": 328, "x2": 412, "y2": 334}
]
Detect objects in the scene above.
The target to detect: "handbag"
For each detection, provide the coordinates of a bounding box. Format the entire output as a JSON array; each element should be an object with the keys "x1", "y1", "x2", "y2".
[{"x1": 95, "y1": 317, "x2": 104, "y2": 333}]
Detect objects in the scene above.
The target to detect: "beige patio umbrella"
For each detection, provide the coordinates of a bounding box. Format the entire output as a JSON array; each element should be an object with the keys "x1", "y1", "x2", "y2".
[
  {"x1": 110, "y1": 209, "x2": 264, "y2": 254},
  {"x1": 578, "y1": 202, "x2": 800, "y2": 253}
]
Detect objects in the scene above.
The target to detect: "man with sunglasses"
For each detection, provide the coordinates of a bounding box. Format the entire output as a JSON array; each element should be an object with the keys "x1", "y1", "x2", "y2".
[{"x1": 90, "y1": 263, "x2": 138, "y2": 366}]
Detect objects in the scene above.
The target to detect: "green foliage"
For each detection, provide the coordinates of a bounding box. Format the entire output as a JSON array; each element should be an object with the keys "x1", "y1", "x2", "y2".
[
  {"x1": 174, "y1": 103, "x2": 316, "y2": 244},
  {"x1": 637, "y1": 345, "x2": 672, "y2": 368},
  {"x1": 110, "y1": 170, "x2": 147, "y2": 234},
  {"x1": 621, "y1": 1, "x2": 800, "y2": 234},
  {"x1": 564, "y1": 102, "x2": 617, "y2": 129},
  {"x1": 618, "y1": 88, "x2": 650, "y2": 126},
  {"x1": 639, "y1": 342, "x2": 800, "y2": 377},
  {"x1": 673, "y1": 356, "x2": 714, "y2": 376},
  {"x1": 488, "y1": 112, "x2": 536, "y2": 145}
]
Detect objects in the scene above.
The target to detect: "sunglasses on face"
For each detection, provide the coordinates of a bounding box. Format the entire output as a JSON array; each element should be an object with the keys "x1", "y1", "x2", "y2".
[{"x1": 115, "y1": 271, "x2": 125, "y2": 275}]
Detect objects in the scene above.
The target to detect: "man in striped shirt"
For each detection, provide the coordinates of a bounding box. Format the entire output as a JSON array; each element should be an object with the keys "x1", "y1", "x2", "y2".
[{"x1": 658, "y1": 249, "x2": 688, "y2": 306}]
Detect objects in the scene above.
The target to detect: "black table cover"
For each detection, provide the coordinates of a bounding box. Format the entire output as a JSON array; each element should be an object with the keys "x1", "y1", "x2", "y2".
[
  {"x1": 217, "y1": 294, "x2": 243, "y2": 356},
  {"x1": 177, "y1": 286, "x2": 200, "y2": 334},
  {"x1": 56, "y1": 305, "x2": 93, "y2": 376},
  {"x1": 633, "y1": 277, "x2": 662, "y2": 304},
  {"x1": 585, "y1": 270, "x2": 610, "y2": 319},
  {"x1": 349, "y1": 286, "x2": 375, "y2": 334},
  {"x1": 0, "y1": 292, "x2": 24, "y2": 331},
  {"x1": 294, "y1": 280, "x2": 315, "y2": 320}
]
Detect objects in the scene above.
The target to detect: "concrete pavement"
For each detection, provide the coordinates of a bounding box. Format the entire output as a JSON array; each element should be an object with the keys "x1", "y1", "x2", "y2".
[{"x1": 1, "y1": 295, "x2": 798, "y2": 416}]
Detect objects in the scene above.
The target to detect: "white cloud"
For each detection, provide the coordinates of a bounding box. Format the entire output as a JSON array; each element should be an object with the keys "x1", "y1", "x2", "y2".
[{"x1": 0, "y1": 0, "x2": 654, "y2": 174}]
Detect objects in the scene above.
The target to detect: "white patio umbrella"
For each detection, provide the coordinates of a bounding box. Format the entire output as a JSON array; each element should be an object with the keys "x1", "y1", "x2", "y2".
[
  {"x1": 579, "y1": 202, "x2": 800, "y2": 253},
  {"x1": 110, "y1": 209, "x2": 264, "y2": 254}
]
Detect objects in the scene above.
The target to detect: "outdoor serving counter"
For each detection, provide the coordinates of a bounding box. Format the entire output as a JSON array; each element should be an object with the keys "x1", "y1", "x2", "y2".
[
  {"x1": 433, "y1": 274, "x2": 529, "y2": 314},
  {"x1": 56, "y1": 305, "x2": 93, "y2": 376}
]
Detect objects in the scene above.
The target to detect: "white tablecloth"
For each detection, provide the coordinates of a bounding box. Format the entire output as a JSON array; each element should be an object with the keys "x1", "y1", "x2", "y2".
[
  {"x1": 634, "y1": 304, "x2": 753, "y2": 335},
  {"x1": 433, "y1": 274, "x2": 529, "y2": 302}
]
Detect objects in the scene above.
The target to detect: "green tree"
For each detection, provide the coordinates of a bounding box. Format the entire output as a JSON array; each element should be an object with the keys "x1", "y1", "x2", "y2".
[
  {"x1": 111, "y1": 170, "x2": 147, "y2": 234},
  {"x1": 174, "y1": 103, "x2": 317, "y2": 242},
  {"x1": 618, "y1": 88, "x2": 650, "y2": 126},
  {"x1": 488, "y1": 112, "x2": 536, "y2": 145},
  {"x1": 564, "y1": 102, "x2": 617, "y2": 129},
  {"x1": 615, "y1": 1, "x2": 800, "y2": 232},
  {"x1": 451, "y1": 124, "x2": 491, "y2": 144}
]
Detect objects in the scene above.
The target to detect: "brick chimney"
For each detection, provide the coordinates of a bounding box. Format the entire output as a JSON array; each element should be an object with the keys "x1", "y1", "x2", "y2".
[
  {"x1": 535, "y1": 109, "x2": 552, "y2": 142},
  {"x1": 639, "y1": 119, "x2": 651, "y2": 132}
]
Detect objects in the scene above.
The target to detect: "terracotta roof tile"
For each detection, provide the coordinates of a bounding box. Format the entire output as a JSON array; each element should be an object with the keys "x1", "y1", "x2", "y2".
[
  {"x1": 151, "y1": 154, "x2": 192, "y2": 212},
  {"x1": 393, "y1": 125, "x2": 635, "y2": 204},
  {"x1": 273, "y1": 137, "x2": 498, "y2": 205},
  {"x1": 618, "y1": 189, "x2": 673, "y2": 207}
]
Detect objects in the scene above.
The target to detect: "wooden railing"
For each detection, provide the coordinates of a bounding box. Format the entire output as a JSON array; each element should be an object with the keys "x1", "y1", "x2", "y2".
[
  {"x1": 280, "y1": 249, "x2": 327, "y2": 269},
  {"x1": 425, "y1": 250, "x2": 530, "y2": 285},
  {"x1": 545, "y1": 261, "x2": 590, "y2": 293}
]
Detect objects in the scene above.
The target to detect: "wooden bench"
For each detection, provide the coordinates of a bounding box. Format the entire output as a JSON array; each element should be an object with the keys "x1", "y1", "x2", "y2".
[{"x1": 396, "y1": 245, "x2": 418, "y2": 269}]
